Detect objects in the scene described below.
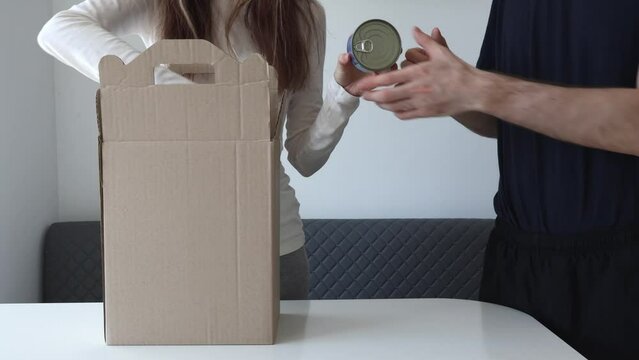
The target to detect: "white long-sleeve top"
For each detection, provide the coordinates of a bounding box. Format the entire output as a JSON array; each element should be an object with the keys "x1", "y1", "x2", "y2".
[{"x1": 38, "y1": 0, "x2": 360, "y2": 256}]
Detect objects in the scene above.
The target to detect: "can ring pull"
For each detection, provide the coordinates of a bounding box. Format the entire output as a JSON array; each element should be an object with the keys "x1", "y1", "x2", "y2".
[{"x1": 354, "y1": 39, "x2": 374, "y2": 53}]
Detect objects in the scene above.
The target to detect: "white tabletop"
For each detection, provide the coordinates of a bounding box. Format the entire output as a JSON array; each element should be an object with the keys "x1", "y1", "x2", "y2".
[{"x1": 0, "y1": 299, "x2": 584, "y2": 360}]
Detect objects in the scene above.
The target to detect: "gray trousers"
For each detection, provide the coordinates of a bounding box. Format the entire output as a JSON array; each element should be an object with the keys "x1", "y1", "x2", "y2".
[{"x1": 280, "y1": 247, "x2": 309, "y2": 300}]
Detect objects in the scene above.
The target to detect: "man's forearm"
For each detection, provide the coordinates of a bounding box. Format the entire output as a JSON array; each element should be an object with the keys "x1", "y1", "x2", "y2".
[
  {"x1": 358, "y1": 27, "x2": 639, "y2": 152},
  {"x1": 474, "y1": 71, "x2": 639, "y2": 156},
  {"x1": 453, "y1": 112, "x2": 498, "y2": 138}
]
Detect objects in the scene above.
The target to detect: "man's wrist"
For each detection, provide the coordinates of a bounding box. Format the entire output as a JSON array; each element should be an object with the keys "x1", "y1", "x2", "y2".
[{"x1": 469, "y1": 69, "x2": 502, "y2": 114}]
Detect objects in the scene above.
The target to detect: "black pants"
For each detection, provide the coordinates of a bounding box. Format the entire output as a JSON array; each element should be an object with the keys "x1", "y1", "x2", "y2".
[
  {"x1": 280, "y1": 247, "x2": 310, "y2": 300},
  {"x1": 480, "y1": 220, "x2": 639, "y2": 359}
]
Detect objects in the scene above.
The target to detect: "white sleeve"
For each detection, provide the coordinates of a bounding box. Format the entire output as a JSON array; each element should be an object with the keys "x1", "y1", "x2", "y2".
[
  {"x1": 284, "y1": 3, "x2": 360, "y2": 177},
  {"x1": 37, "y1": 0, "x2": 188, "y2": 84}
]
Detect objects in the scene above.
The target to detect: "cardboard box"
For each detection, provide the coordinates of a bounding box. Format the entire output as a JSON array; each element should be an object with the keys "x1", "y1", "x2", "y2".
[{"x1": 96, "y1": 40, "x2": 282, "y2": 345}]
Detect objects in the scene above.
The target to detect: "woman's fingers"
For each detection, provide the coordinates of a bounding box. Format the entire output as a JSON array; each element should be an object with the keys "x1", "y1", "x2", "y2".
[
  {"x1": 401, "y1": 60, "x2": 415, "y2": 69},
  {"x1": 405, "y1": 48, "x2": 429, "y2": 64},
  {"x1": 338, "y1": 53, "x2": 351, "y2": 66}
]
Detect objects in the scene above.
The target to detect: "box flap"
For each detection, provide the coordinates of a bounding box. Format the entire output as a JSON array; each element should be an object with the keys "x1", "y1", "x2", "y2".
[{"x1": 98, "y1": 40, "x2": 281, "y2": 142}]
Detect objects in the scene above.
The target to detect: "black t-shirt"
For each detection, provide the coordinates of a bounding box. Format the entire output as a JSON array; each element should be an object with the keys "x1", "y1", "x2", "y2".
[{"x1": 477, "y1": 0, "x2": 639, "y2": 234}]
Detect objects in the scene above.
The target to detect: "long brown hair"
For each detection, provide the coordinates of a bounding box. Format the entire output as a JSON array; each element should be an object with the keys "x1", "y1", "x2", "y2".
[{"x1": 158, "y1": 0, "x2": 317, "y2": 92}]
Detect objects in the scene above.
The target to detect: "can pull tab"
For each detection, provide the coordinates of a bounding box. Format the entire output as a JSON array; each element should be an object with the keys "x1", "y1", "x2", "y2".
[{"x1": 354, "y1": 39, "x2": 374, "y2": 53}]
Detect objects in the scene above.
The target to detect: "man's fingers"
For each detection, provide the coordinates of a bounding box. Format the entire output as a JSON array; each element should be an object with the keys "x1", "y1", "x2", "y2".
[
  {"x1": 377, "y1": 99, "x2": 416, "y2": 113},
  {"x1": 395, "y1": 109, "x2": 425, "y2": 121},
  {"x1": 362, "y1": 84, "x2": 413, "y2": 103},
  {"x1": 431, "y1": 27, "x2": 448, "y2": 48},
  {"x1": 356, "y1": 68, "x2": 414, "y2": 92},
  {"x1": 413, "y1": 26, "x2": 440, "y2": 55}
]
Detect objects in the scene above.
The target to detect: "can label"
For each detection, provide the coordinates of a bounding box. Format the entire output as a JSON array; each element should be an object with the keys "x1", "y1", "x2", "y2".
[{"x1": 348, "y1": 19, "x2": 402, "y2": 73}]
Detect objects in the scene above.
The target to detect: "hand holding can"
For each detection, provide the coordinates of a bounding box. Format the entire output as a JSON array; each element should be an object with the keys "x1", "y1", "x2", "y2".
[{"x1": 335, "y1": 19, "x2": 402, "y2": 96}]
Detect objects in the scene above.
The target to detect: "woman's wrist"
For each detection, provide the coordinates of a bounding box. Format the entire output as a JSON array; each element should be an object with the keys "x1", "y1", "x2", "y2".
[{"x1": 330, "y1": 76, "x2": 360, "y2": 104}]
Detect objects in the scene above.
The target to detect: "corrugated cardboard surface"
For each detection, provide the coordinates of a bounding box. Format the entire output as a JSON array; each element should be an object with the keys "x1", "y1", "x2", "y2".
[{"x1": 97, "y1": 40, "x2": 281, "y2": 345}]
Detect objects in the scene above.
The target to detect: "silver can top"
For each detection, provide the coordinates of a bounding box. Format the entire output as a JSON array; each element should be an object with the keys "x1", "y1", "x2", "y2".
[{"x1": 352, "y1": 19, "x2": 402, "y2": 72}]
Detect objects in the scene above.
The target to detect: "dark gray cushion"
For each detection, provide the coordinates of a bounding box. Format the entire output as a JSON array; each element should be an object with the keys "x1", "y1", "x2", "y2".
[
  {"x1": 43, "y1": 222, "x2": 102, "y2": 303},
  {"x1": 42, "y1": 219, "x2": 493, "y2": 302},
  {"x1": 305, "y1": 219, "x2": 493, "y2": 300}
]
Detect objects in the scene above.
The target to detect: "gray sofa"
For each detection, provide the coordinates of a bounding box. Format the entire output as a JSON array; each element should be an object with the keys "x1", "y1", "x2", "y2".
[{"x1": 42, "y1": 219, "x2": 494, "y2": 303}]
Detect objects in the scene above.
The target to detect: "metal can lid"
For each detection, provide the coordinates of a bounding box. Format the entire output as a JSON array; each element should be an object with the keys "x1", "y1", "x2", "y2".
[{"x1": 351, "y1": 19, "x2": 402, "y2": 72}]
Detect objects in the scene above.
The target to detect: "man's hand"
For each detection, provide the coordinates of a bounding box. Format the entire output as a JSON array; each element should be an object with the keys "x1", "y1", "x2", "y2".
[
  {"x1": 375, "y1": 28, "x2": 499, "y2": 138},
  {"x1": 401, "y1": 27, "x2": 448, "y2": 69},
  {"x1": 358, "y1": 27, "x2": 486, "y2": 120}
]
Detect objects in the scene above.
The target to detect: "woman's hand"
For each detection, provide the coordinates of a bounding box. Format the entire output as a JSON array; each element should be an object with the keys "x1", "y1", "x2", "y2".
[
  {"x1": 334, "y1": 53, "x2": 397, "y2": 97},
  {"x1": 334, "y1": 53, "x2": 369, "y2": 97}
]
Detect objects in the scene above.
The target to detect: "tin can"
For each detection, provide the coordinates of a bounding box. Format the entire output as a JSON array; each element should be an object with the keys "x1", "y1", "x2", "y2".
[{"x1": 348, "y1": 19, "x2": 402, "y2": 73}]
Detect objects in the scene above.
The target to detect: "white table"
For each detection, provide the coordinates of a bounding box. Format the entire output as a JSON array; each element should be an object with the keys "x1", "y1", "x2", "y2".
[{"x1": 0, "y1": 299, "x2": 584, "y2": 360}]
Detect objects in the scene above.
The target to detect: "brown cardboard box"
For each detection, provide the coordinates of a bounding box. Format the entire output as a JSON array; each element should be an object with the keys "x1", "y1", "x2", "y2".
[{"x1": 96, "y1": 40, "x2": 282, "y2": 345}]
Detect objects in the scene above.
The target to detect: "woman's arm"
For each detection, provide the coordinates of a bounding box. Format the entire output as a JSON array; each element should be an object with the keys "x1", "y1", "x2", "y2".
[
  {"x1": 285, "y1": 4, "x2": 360, "y2": 177},
  {"x1": 38, "y1": 0, "x2": 187, "y2": 84}
]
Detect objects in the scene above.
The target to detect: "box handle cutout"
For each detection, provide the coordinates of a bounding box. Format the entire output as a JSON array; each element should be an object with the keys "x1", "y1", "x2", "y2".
[
  {"x1": 154, "y1": 63, "x2": 216, "y2": 84},
  {"x1": 99, "y1": 40, "x2": 254, "y2": 87}
]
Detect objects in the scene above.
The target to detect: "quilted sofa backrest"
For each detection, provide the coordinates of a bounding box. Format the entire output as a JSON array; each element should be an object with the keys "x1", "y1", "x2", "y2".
[{"x1": 43, "y1": 219, "x2": 494, "y2": 302}]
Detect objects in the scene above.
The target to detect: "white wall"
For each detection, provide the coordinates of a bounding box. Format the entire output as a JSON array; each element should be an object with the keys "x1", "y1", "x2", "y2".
[
  {"x1": 0, "y1": 2, "x2": 59, "y2": 302},
  {"x1": 52, "y1": 0, "x2": 101, "y2": 221},
  {"x1": 52, "y1": 0, "x2": 498, "y2": 221}
]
